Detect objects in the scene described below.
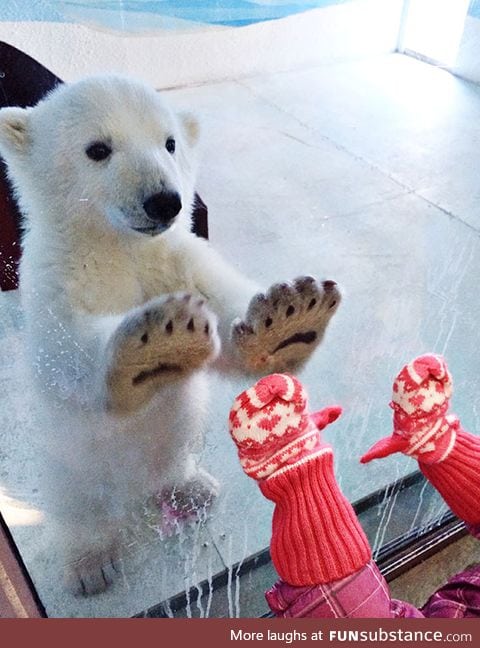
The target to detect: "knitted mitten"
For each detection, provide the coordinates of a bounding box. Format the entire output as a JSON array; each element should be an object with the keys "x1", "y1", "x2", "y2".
[
  {"x1": 361, "y1": 354, "x2": 480, "y2": 525},
  {"x1": 229, "y1": 373, "x2": 371, "y2": 586}
]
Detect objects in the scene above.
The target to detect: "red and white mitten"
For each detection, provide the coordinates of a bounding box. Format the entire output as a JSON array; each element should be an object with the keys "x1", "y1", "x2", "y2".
[
  {"x1": 361, "y1": 354, "x2": 480, "y2": 525},
  {"x1": 229, "y1": 373, "x2": 341, "y2": 480},
  {"x1": 229, "y1": 374, "x2": 371, "y2": 586},
  {"x1": 361, "y1": 354, "x2": 458, "y2": 465}
]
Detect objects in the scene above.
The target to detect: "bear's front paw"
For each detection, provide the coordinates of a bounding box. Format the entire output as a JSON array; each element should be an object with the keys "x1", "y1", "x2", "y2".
[
  {"x1": 105, "y1": 293, "x2": 220, "y2": 414},
  {"x1": 231, "y1": 277, "x2": 340, "y2": 373}
]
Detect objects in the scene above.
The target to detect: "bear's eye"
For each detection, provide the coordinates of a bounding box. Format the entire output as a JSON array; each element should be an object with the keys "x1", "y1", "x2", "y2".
[
  {"x1": 86, "y1": 141, "x2": 112, "y2": 162},
  {"x1": 165, "y1": 137, "x2": 176, "y2": 154}
]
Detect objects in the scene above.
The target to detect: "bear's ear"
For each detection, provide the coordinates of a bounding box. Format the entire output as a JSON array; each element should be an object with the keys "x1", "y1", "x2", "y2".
[
  {"x1": 180, "y1": 112, "x2": 200, "y2": 147},
  {"x1": 0, "y1": 107, "x2": 31, "y2": 156}
]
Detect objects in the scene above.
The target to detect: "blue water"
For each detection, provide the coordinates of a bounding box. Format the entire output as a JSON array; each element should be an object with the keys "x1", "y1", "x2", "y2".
[
  {"x1": 469, "y1": 0, "x2": 480, "y2": 19},
  {"x1": 64, "y1": 1, "x2": 350, "y2": 27},
  {"x1": 1, "y1": 0, "x2": 351, "y2": 28}
]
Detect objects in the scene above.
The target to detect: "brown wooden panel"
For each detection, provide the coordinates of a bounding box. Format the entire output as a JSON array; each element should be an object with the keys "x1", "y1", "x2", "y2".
[{"x1": 0, "y1": 516, "x2": 44, "y2": 617}]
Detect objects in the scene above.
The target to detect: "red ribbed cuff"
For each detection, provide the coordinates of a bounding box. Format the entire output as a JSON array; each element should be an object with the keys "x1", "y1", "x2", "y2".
[
  {"x1": 260, "y1": 447, "x2": 371, "y2": 586},
  {"x1": 420, "y1": 429, "x2": 480, "y2": 525}
]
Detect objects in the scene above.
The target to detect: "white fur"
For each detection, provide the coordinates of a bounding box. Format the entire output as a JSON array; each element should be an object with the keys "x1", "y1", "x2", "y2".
[
  {"x1": 0, "y1": 75, "x2": 338, "y2": 595},
  {"x1": 0, "y1": 76, "x2": 260, "y2": 594}
]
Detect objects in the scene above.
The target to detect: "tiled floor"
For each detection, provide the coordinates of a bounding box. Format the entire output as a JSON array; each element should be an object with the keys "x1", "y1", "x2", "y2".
[
  {"x1": 1, "y1": 52, "x2": 480, "y2": 617},
  {"x1": 389, "y1": 534, "x2": 480, "y2": 611}
]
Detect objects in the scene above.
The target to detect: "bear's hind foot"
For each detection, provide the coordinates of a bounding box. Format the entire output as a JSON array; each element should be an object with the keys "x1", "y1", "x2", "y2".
[
  {"x1": 157, "y1": 469, "x2": 219, "y2": 537},
  {"x1": 65, "y1": 544, "x2": 121, "y2": 597}
]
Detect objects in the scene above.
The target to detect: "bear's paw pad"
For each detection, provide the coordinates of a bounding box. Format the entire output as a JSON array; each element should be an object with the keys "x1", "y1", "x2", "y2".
[
  {"x1": 232, "y1": 277, "x2": 340, "y2": 372},
  {"x1": 106, "y1": 293, "x2": 220, "y2": 413}
]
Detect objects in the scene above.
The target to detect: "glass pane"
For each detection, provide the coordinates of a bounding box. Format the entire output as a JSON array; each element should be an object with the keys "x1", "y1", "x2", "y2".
[{"x1": 1, "y1": 0, "x2": 479, "y2": 618}]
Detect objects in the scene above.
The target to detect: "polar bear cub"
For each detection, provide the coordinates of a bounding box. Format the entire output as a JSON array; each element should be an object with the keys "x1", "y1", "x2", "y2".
[{"x1": 0, "y1": 76, "x2": 340, "y2": 595}]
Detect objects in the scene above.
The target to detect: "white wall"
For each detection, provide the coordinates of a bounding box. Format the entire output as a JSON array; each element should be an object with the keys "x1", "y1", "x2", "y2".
[
  {"x1": 0, "y1": 0, "x2": 404, "y2": 88},
  {"x1": 399, "y1": 0, "x2": 480, "y2": 85},
  {"x1": 400, "y1": 0, "x2": 470, "y2": 66},
  {"x1": 453, "y1": 13, "x2": 480, "y2": 84}
]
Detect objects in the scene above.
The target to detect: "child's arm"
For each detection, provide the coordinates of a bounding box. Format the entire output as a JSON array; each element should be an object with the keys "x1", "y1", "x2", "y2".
[
  {"x1": 228, "y1": 374, "x2": 395, "y2": 618},
  {"x1": 361, "y1": 354, "x2": 480, "y2": 527}
]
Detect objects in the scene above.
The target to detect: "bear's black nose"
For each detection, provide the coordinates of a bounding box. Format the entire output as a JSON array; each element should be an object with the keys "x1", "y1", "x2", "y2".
[{"x1": 143, "y1": 191, "x2": 182, "y2": 224}]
